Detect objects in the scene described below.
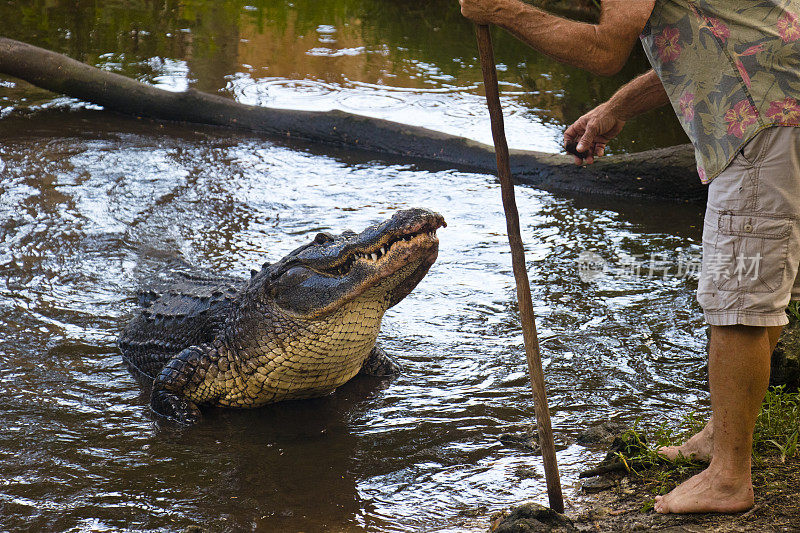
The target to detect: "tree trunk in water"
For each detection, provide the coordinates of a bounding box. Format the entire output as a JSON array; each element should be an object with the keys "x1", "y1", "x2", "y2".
[{"x1": 0, "y1": 37, "x2": 706, "y2": 203}]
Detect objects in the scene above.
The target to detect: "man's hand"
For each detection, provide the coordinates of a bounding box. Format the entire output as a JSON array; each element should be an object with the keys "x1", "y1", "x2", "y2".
[
  {"x1": 563, "y1": 70, "x2": 670, "y2": 164},
  {"x1": 563, "y1": 103, "x2": 626, "y2": 165},
  {"x1": 459, "y1": 0, "x2": 507, "y2": 25}
]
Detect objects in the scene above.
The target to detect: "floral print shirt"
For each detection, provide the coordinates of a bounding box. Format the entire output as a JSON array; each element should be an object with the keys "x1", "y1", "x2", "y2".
[{"x1": 640, "y1": 0, "x2": 800, "y2": 183}]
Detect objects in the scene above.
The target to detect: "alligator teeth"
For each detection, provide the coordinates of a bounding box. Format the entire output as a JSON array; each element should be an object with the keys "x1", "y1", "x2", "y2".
[
  {"x1": 380, "y1": 247, "x2": 386, "y2": 255},
  {"x1": 370, "y1": 253, "x2": 378, "y2": 261}
]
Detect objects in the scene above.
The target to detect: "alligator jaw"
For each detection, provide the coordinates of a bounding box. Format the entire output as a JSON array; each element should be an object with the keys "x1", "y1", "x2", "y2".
[
  {"x1": 338, "y1": 228, "x2": 440, "y2": 275},
  {"x1": 252, "y1": 208, "x2": 446, "y2": 319},
  {"x1": 319, "y1": 213, "x2": 445, "y2": 278},
  {"x1": 294, "y1": 215, "x2": 445, "y2": 319}
]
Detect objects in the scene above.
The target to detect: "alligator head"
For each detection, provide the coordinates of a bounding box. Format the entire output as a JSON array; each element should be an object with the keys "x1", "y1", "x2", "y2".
[{"x1": 242, "y1": 208, "x2": 446, "y2": 320}]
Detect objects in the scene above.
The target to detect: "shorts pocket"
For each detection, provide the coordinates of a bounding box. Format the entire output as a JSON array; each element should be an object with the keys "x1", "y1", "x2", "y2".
[
  {"x1": 735, "y1": 127, "x2": 774, "y2": 168},
  {"x1": 709, "y1": 212, "x2": 793, "y2": 293}
]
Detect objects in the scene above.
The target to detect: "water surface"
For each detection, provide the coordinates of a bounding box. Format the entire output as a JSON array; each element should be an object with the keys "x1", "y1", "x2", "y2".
[
  {"x1": 0, "y1": 0, "x2": 689, "y2": 153},
  {"x1": 0, "y1": 111, "x2": 708, "y2": 531},
  {"x1": 0, "y1": 1, "x2": 709, "y2": 531}
]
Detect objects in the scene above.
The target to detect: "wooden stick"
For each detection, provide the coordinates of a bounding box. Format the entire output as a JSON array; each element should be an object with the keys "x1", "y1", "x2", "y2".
[{"x1": 474, "y1": 24, "x2": 564, "y2": 514}]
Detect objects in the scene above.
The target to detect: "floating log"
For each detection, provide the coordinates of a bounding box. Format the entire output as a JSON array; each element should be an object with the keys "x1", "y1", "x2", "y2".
[{"x1": 0, "y1": 37, "x2": 705, "y2": 203}]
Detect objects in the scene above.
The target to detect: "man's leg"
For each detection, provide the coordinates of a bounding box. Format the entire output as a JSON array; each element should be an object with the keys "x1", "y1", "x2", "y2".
[
  {"x1": 658, "y1": 126, "x2": 800, "y2": 514},
  {"x1": 657, "y1": 325, "x2": 782, "y2": 462},
  {"x1": 653, "y1": 324, "x2": 774, "y2": 513}
]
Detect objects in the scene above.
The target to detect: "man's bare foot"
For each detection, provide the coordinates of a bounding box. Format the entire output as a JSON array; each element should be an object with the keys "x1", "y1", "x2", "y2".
[
  {"x1": 657, "y1": 419, "x2": 713, "y2": 462},
  {"x1": 653, "y1": 464, "x2": 754, "y2": 514}
]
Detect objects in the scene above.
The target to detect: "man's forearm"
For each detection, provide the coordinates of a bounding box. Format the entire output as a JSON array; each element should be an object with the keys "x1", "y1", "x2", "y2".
[
  {"x1": 487, "y1": 0, "x2": 653, "y2": 76},
  {"x1": 606, "y1": 69, "x2": 669, "y2": 120}
]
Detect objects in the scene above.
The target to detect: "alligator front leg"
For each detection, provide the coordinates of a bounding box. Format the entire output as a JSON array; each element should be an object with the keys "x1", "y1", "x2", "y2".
[
  {"x1": 150, "y1": 345, "x2": 213, "y2": 425},
  {"x1": 359, "y1": 344, "x2": 402, "y2": 376}
]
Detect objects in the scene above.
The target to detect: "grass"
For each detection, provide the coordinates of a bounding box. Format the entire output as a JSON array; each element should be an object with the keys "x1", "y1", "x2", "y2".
[
  {"x1": 604, "y1": 387, "x2": 800, "y2": 510},
  {"x1": 754, "y1": 386, "x2": 800, "y2": 462},
  {"x1": 787, "y1": 300, "x2": 800, "y2": 322}
]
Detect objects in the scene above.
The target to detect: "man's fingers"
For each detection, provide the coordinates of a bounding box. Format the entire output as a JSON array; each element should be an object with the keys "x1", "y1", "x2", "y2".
[
  {"x1": 576, "y1": 124, "x2": 598, "y2": 153},
  {"x1": 564, "y1": 116, "x2": 588, "y2": 145},
  {"x1": 594, "y1": 143, "x2": 606, "y2": 157},
  {"x1": 563, "y1": 128, "x2": 579, "y2": 146}
]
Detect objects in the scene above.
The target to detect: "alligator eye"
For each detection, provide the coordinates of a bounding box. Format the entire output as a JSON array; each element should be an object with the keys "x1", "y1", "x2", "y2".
[{"x1": 276, "y1": 266, "x2": 314, "y2": 286}]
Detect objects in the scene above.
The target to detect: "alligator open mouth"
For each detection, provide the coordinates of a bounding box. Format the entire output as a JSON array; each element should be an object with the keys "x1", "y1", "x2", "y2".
[{"x1": 326, "y1": 226, "x2": 441, "y2": 277}]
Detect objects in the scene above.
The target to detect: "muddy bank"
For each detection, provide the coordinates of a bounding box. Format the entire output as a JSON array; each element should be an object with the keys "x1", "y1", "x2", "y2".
[
  {"x1": 484, "y1": 463, "x2": 800, "y2": 532},
  {"x1": 566, "y1": 456, "x2": 800, "y2": 532},
  {"x1": 490, "y1": 449, "x2": 800, "y2": 532},
  {"x1": 0, "y1": 37, "x2": 706, "y2": 204}
]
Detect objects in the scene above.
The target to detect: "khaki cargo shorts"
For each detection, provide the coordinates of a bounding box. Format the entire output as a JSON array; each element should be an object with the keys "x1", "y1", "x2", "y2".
[{"x1": 698, "y1": 126, "x2": 800, "y2": 327}]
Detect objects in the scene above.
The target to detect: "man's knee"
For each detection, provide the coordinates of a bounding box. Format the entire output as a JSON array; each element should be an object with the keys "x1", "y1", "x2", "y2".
[{"x1": 710, "y1": 324, "x2": 768, "y2": 339}]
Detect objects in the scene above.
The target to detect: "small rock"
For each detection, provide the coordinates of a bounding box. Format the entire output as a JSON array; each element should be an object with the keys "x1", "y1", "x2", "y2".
[
  {"x1": 499, "y1": 431, "x2": 542, "y2": 455},
  {"x1": 490, "y1": 511, "x2": 507, "y2": 528},
  {"x1": 580, "y1": 477, "x2": 615, "y2": 493},
  {"x1": 607, "y1": 431, "x2": 648, "y2": 457},
  {"x1": 575, "y1": 420, "x2": 629, "y2": 447},
  {"x1": 457, "y1": 506, "x2": 487, "y2": 518},
  {"x1": 579, "y1": 430, "x2": 649, "y2": 478},
  {"x1": 492, "y1": 503, "x2": 577, "y2": 533},
  {"x1": 513, "y1": 466, "x2": 542, "y2": 480}
]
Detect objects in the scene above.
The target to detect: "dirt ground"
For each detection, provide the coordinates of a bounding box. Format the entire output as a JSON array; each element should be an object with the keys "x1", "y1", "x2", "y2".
[{"x1": 489, "y1": 456, "x2": 800, "y2": 532}]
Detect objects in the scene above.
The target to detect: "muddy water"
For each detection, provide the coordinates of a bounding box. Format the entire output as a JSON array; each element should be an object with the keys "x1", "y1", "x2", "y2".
[
  {"x1": 1, "y1": 1, "x2": 709, "y2": 531},
  {"x1": 0, "y1": 0, "x2": 689, "y2": 153},
  {"x1": 0, "y1": 113, "x2": 707, "y2": 531}
]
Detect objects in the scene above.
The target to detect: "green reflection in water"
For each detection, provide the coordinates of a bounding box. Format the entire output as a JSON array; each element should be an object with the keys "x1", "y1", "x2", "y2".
[{"x1": 0, "y1": 0, "x2": 688, "y2": 153}]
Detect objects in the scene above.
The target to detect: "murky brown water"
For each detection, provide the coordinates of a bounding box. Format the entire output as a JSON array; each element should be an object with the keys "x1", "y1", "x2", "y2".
[{"x1": 1, "y1": 1, "x2": 710, "y2": 531}]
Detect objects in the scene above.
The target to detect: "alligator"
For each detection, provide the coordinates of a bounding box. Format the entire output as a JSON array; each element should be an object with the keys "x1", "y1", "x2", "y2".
[{"x1": 119, "y1": 208, "x2": 446, "y2": 425}]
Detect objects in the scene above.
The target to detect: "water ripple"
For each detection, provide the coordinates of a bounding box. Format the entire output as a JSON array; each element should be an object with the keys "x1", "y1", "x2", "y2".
[{"x1": 0, "y1": 115, "x2": 707, "y2": 532}]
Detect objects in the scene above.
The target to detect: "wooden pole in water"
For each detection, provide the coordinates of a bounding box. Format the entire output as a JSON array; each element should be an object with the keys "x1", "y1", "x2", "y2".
[{"x1": 474, "y1": 24, "x2": 564, "y2": 514}]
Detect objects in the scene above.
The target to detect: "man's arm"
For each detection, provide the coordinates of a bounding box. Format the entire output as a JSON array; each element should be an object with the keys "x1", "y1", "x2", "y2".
[
  {"x1": 460, "y1": 0, "x2": 655, "y2": 76},
  {"x1": 564, "y1": 69, "x2": 670, "y2": 164}
]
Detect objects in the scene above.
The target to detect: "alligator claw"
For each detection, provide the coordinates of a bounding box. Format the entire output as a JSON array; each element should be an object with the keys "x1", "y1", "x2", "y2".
[
  {"x1": 359, "y1": 345, "x2": 402, "y2": 377},
  {"x1": 151, "y1": 388, "x2": 202, "y2": 425}
]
